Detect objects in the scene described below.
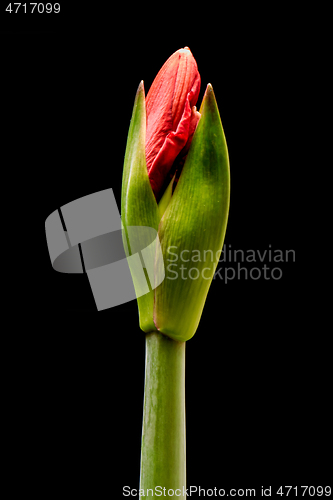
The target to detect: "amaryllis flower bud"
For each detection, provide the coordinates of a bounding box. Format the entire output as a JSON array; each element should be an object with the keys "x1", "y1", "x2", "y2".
[
  {"x1": 121, "y1": 49, "x2": 230, "y2": 341},
  {"x1": 145, "y1": 47, "x2": 201, "y2": 200}
]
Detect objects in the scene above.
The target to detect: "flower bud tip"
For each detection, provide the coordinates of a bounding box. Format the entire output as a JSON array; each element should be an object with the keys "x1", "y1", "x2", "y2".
[{"x1": 179, "y1": 46, "x2": 191, "y2": 54}]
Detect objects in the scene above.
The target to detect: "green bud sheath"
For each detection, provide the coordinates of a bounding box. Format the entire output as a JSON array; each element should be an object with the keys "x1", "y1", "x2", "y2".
[
  {"x1": 122, "y1": 83, "x2": 230, "y2": 340},
  {"x1": 121, "y1": 82, "x2": 160, "y2": 333},
  {"x1": 154, "y1": 84, "x2": 230, "y2": 341}
]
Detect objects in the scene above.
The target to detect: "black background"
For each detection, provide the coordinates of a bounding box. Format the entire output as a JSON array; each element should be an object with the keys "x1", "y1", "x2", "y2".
[{"x1": 2, "y1": 4, "x2": 328, "y2": 497}]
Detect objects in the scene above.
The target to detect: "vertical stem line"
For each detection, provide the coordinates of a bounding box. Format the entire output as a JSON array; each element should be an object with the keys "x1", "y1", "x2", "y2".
[{"x1": 140, "y1": 331, "x2": 186, "y2": 498}]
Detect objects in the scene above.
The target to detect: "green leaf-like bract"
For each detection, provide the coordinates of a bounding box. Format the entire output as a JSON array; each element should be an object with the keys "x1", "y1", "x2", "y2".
[
  {"x1": 154, "y1": 84, "x2": 230, "y2": 341},
  {"x1": 121, "y1": 82, "x2": 160, "y2": 332}
]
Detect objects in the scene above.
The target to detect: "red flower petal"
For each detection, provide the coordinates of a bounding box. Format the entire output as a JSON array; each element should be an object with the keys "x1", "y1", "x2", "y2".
[{"x1": 145, "y1": 48, "x2": 201, "y2": 199}]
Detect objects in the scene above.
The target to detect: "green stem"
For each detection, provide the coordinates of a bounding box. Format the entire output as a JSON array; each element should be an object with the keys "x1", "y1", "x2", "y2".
[{"x1": 140, "y1": 331, "x2": 186, "y2": 498}]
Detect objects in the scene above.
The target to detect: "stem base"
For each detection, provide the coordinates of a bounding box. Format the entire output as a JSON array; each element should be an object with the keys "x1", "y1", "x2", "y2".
[{"x1": 140, "y1": 332, "x2": 186, "y2": 498}]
